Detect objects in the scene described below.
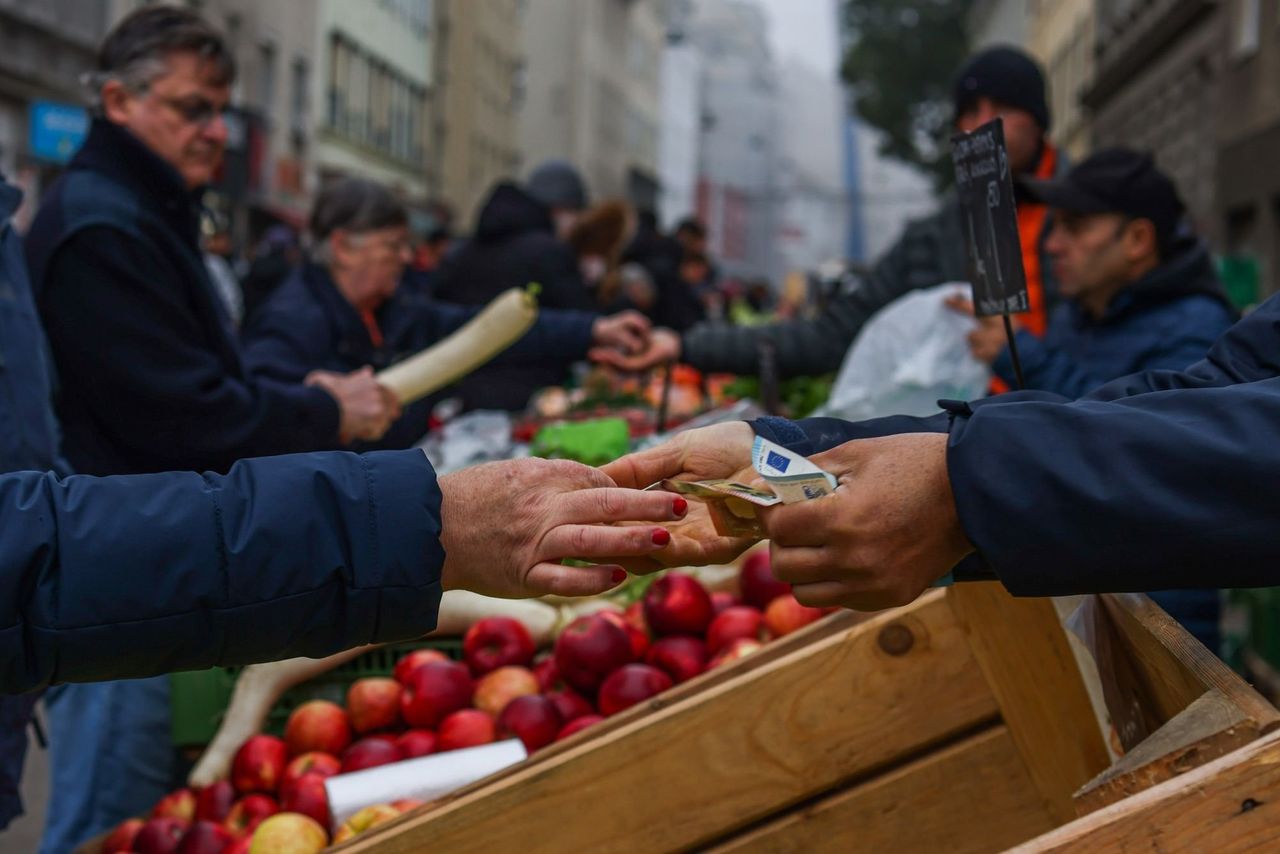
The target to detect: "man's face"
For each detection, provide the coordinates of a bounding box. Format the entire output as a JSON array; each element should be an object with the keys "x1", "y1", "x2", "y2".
[
  {"x1": 102, "y1": 51, "x2": 230, "y2": 190},
  {"x1": 955, "y1": 97, "x2": 1043, "y2": 175},
  {"x1": 331, "y1": 225, "x2": 411, "y2": 311},
  {"x1": 1043, "y1": 211, "x2": 1134, "y2": 299}
]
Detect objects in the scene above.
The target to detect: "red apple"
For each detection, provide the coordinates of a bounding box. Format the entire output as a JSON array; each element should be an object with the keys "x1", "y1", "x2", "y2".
[
  {"x1": 710, "y1": 591, "x2": 740, "y2": 615},
  {"x1": 346, "y1": 677, "x2": 403, "y2": 734},
  {"x1": 248, "y1": 812, "x2": 329, "y2": 852},
  {"x1": 764, "y1": 593, "x2": 825, "y2": 637},
  {"x1": 392, "y1": 798, "x2": 426, "y2": 812},
  {"x1": 643, "y1": 573, "x2": 713, "y2": 636},
  {"x1": 231, "y1": 735, "x2": 288, "y2": 795},
  {"x1": 279, "y1": 772, "x2": 331, "y2": 831},
  {"x1": 176, "y1": 819, "x2": 235, "y2": 854},
  {"x1": 194, "y1": 780, "x2": 236, "y2": 823},
  {"x1": 473, "y1": 665, "x2": 540, "y2": 717},
  {"x1": 532, "y1": 655, "x2": 564, "y2": 692},
  {"x1": 624, "y1": 601, "x2": 649, "y2": 633},
  {"x1": 331, "y1": 803, "x2": 399, "y2": 844},
  {"x1": 399, "y1": 660, "x2": 474, "y2": 728},
  {"x1": 546, "y1": 687, "x2": 594, "y2": 723},
  {"x1": 223, "y1": 794, "x2": 278, "y2": 838},
  {"x1": 597, "y1": 663, "x2": 673, "y2": 716},
  {"x1": 463, "y1": 616, "x2": 536, "y2": 675},
  {"x1": 283, "y1": 700, "x2": 351, "y2": 758},
  {"x1": 135, "y1": 817, "x2": 189, "y2": 854},
  {"x1": 706, "y1": 606, "x2": 765, "y2": 654},
  {"x1": 393, "y1": 648, "x2": 450, "y2": 685},
  {"x1": 709, "y1": 637, "x2": 764, "y2": 668},
  {"x1": 496, "y1": 694, "x2": 563, "y2": 752},
  {"x1": 553, "y1": 614, "x2": 634, "y2": 693},
  {"x1": 556, "y1": 714, "x2": 605, "y2": 741},
  {"x1": 645, "y1": 635, "x2": 709, "y2": 684},
  {"x1": 340, "y1": 736, "x2": 404, "y2": 773},
  {"x1": 152, "y1": 787, "x2": 197, "y2": 821},
  {"x1": 437, "y1": 709, "x2": 496, "y2": 751},
  {"x1": 103, "y1": 817, "x2": 146, "y2": 853},
  {"x1": 280, "y1": 752, "x2": 340, "y2": 793},
  {"x1": 600, "y1": 610, "x2": 650, "y2": 659},
  {"x1": 739, "y1": 548, "x2": 790, "y2": 609},
  {"x1": 224, "y1": 838, "x2": 251, "y2": 854},
  {"x1": 396, "y1": 728, "x2": 438, "y2": 758}
]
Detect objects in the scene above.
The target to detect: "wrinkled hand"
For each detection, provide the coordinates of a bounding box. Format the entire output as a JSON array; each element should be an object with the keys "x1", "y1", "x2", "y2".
[
  {"x1": 590, "y1": 327, "x2": 680, "y2": 372},
  {"x1": 438, "y1": 458, "x2": 688, "y2": 598},
  {"x1": 599, "y1": 422, "x2": 758, "y2": 572},
  {"x1": 592, "y1": 310, "x2": 651, "y2": 354},
  {"x1": 306, "y1": 366, "x2": 401, "y2": 444},
  {"x1": 946, "y1": 293, "x2": 1012, "y2": 365},
  {"x1": 760, "y1": 433, "x2": 974, "y2": 612}
]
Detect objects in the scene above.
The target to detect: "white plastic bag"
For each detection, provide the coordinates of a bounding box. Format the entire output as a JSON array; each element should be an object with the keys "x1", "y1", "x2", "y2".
[{"x1": 815, "y1": 283, "x2": 990, "y2": 421}]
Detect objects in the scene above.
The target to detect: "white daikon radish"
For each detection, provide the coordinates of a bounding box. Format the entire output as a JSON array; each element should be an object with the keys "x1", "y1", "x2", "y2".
[{"x1": 376, "y1": 286, "x2": 539, "y2": 404}]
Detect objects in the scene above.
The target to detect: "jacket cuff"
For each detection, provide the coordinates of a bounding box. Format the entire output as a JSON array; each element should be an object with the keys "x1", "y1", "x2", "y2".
[{"x1": 358, "y1": 449, "x2": 446, "y2": 643}]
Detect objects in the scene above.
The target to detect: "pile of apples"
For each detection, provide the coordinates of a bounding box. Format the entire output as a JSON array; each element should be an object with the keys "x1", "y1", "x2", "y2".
[{"x1": 103, "y1": 551, "x2": 822, "y2": 853}]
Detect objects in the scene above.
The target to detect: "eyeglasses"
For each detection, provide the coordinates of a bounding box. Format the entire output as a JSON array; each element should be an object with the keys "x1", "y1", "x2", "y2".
[{"x1": 154, "y1": 94, "x2": 229, "y2": 129}]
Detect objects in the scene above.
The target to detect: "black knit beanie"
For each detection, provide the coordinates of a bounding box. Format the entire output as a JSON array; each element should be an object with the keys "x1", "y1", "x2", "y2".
[{"x1": 953, "y1": 46, "x2": 1051, "y2": 132}]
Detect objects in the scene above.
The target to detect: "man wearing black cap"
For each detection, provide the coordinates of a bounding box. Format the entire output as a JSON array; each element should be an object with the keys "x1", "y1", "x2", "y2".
[
  {"x1": 959, "y1": 148, "x2": 1236, "y2": 399},
  {"x1": 594, "y1": 46, "x2": 1068, "y2": 378},
  {"x1": 954, "y1": 148, "x2": 1236, "y2": 651}
]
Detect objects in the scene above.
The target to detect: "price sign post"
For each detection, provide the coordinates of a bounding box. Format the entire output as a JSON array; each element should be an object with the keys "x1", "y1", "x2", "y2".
[{"x1": 951, "y1": 118, "x2": 1030, "y2": 388}]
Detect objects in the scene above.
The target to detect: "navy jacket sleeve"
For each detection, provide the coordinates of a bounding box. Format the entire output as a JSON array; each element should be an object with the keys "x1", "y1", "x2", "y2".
[
  {"x1": 947, "y1": 378, "x2": 1280, "y2": 595},
  {"x1": 0, "y1": 449, "x2": 444, "y2": 693},
  {"x1": 40, "y1": 228, "x2": 340, "y2": 471}
]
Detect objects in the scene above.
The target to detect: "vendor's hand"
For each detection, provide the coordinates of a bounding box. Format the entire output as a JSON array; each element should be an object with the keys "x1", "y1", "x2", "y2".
[
  {"x1": 599, "y1": 422, "x2": 758, "y2": 570},
  {"x1": 946, "y1": 293, "x2": 1014, "y2": 365},
  {"x1": 592, "y1": 310, "x2": 651, "y2": 354},
  {"x1": 590, "y1": 327, "x2": 680, "y2": 372},
  {"x1": 760, "y1": 433, "x2": 974, "y2": 612},
  {"x1": 438, "y1": 458, "x2": 688, "y2": 598},
  {"x1": 306, "y1": 366, "x2": 401, "y2": 444}
]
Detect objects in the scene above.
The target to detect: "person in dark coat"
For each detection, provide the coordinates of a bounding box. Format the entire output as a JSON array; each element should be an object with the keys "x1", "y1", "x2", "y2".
[
  {"x1": 956, "y1": 148, "x2": 1236, "y2": 649},
  {"x1": 433, "y1": 161, "x2": 597, "y2": 410},
  {"x1": 21, "y1": 9, "x2": 383, "y2": 848},
  {"x1": 243, "y1": 179, "x2": 650, "y2": 448}
]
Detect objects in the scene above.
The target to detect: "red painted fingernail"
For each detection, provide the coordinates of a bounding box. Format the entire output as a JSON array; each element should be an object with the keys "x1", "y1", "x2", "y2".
[
  {"x1": 673, "y1": 497, "x2": 688, "y2": 517},
  {"x1": 652, "y1": 528, "x2": 671, "y2": 546},
  {"x1": 611, "y1": 568, "x2": 628, "y2": 584}
]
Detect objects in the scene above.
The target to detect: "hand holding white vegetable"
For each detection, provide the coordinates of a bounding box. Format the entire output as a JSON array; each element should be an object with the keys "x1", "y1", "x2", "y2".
[{"x1": 305, "y1": 366, "x2": 401, "y2": 443}]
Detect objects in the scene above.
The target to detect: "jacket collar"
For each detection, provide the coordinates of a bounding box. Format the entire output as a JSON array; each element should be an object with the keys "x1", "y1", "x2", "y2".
[
  {"x1": 70, "y1": 118, "x2": 201, "y2": 220},
  {"x1": 1072, "y1": 239, "x2": 1233, "y2": 327}
]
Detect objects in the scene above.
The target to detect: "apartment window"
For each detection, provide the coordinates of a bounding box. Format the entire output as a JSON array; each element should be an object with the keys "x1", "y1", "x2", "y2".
[
  {"x1": 291, "y1": 57, "x2": 308, "y2": 133},
  {"x1": 258, "y1": 41, "x2": 277, "y2": 113},
  {"x1": 326, "y1": 32, "x2": 427, "y2": 165},
  {"x1": 1233, "y1": 0, "x2": 1260, "y2": 57}
]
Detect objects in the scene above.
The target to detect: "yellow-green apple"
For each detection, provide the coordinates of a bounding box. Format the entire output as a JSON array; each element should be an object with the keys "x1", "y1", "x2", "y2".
[
  {"x1": 331, "y1": 804, "x2": 399, "y2": 844},
  {"x1": 248, "y1": 812, "x2": 329, "y2": 853}
]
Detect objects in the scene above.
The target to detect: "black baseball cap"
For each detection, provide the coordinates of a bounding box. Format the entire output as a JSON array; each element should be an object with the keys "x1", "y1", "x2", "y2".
[{"x1": 1021, "y1": 148, "x2": 1186, "y2": 249}]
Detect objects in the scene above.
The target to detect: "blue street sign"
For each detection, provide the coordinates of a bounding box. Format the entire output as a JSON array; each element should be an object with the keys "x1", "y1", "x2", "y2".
[{"x1": 30, "y1": 101, "x2": 89, "y2": 163}]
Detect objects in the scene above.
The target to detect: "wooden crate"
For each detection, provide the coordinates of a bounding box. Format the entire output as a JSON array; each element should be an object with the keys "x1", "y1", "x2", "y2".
[{"x1": 335, "y1": 583, "x2": 1280, "y2": 853}]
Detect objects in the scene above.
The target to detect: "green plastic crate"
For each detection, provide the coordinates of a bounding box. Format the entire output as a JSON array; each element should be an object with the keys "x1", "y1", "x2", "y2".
[
  {"x1": 171, "y1": 638, "x2": 464, "y2": 747},
  {"x1": 530, "y1": 417, "x2": 631, "y2": 466}
]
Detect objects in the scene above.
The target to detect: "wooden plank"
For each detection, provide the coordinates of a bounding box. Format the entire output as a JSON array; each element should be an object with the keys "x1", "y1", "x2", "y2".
[
  {"x1": 340, "y1": 591, "x2": 999, "y2": 853},
  {"x1": 710, "y1": 725, "x2": 1055, "y2": 854},
  {"x1": 1015, "y1": 727, "x2": 1280, "y2": 852},
  {"x1": 1074, "y1": 688, "x2": 1264, "y2": 814},
  {"x1": 947, "y1": 583, "x2": 1110, "y2": 824},
  {"x1": 1098, "y1": 593, "x2": 1279, "y2": 741}
]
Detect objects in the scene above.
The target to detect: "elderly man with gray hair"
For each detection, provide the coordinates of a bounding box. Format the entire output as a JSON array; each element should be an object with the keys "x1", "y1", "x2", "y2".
[{"x1": 243, "y1": 177, "x2": 650, "y2": 450}]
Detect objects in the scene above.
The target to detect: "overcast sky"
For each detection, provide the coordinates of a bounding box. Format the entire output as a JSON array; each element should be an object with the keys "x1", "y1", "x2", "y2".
[{"x1": 758, "y1": 0, "x2": 841, "y2": 76}]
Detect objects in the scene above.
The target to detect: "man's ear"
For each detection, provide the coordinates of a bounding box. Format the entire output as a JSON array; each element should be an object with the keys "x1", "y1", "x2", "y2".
[
  {"x1": 100, "y1": 80, "x2": 133, "y2": 125},
  {"x1": 328, "y1": 230, "x2": 348, "y2": 266},
  {"x1": 1125, "y1": 218, "x2": 1159, "y2": 263}
]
